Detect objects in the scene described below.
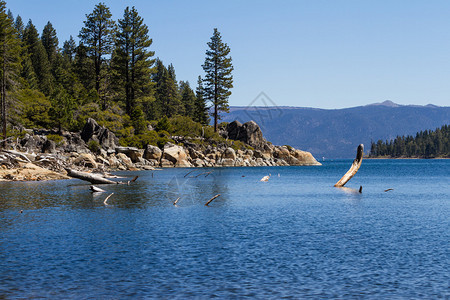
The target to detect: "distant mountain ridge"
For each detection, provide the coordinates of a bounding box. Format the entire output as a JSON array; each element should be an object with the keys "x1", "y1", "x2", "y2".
[{"x1": 220, "y1": 101, "x2": 450, "y2": 158}]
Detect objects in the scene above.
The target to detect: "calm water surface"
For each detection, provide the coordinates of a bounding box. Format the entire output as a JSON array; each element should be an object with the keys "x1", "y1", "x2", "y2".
[{"x1": 0, "y1": 160, "x2": 449, "y2": 298}]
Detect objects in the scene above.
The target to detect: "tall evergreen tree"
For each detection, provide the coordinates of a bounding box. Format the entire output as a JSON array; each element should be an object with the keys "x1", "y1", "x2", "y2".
[
  {"x1": 13, "y1": 14, "x2": 23, "y2": 39},
  {"x1": 41, "y1": 21, "x2": 58, "y2": 65},
  {"x1": 168, "y1": 63, "x2": 176, "y2": 81},
  {"x1": 179, "y1": 81, "x2": 195, "y2": 118},
  {"x1": 153, "y1": 60, "x2": 181, "y2": 118},
  {"x1": 23, "y1": 20, "x2": 53, "y2": 95},
  {"x1": 202, "y1": 28, "x2": 233, "y2": 132},
  {"x1": 194, "y1": 75, "x2": 209, "y2": 125},
  {"x1": 0, "y1": 1, "x2": 21, "y2": 143},
  {"x1": 73, "y1": 42, "x2": 94, "y2": 93},
  {"x1": 112, "y1": 6, "x2": 155, "y2": 116},
  {"x1": 79, "y1": 2, "x2": 115, "y2": 100},
  {"x1": 62, "y1": 35, "x2": 76, "y2": 63}
]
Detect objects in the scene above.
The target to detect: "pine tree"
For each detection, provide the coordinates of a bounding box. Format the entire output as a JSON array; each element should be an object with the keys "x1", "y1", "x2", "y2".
[
  {"x1": 23, "y1": 20, "x2": 53, "y2": 95},
  {"x1": 0, "y1": 1, "x2": 21, "y2": 143},
  {"x1": 73, "y1": 42, "x2": 95, "y2": 93},
  {"x1": 13, "y1": 14, "x2": 23, "y2": 39},
  {"x1": 194, "y1": 75, "x2": 209, "y2": 125},
  {"x1": 153, "y1": 60, "x2": 181, "y2": 118},
  {"x1": 179, "y1": 81, "x2": 195, "y2": 118},
  {"x1": 79, "y1": 2, "x2": 115, "y2": 102},
  {"x1": 202, "y1": 28, "x2": 233, "y2": 132},
  {"x1": 41, "y1": 21, "x2": 58, "y2": 66},
  {"x1": 168, "y1": 63, "x2": 176, "y2": 81},
  {"x1": 112, "y1": 6, "x2": 155, "y2": 116},
  {"x1": 62, "y1": 35, "x2": 76, "y2": 63}
]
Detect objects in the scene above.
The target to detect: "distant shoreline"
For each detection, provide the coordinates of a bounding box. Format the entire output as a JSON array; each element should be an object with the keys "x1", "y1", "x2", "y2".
[{"x1": 365, "y1": 157, "x2": 449, "y2": 160}]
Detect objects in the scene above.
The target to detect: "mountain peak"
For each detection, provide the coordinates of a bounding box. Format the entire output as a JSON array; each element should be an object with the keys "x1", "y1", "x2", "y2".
[{"x1": 370, "y1": 100, "x2": 400, "y2": 107}]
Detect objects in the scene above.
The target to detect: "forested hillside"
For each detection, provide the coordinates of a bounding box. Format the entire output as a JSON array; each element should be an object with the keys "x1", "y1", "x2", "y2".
[
  {"x1": 0, "y1": 1, "x2": 232, "y2": 147},
  {"x1": 369, "y1": 125, "x2": 450, "y2": 158}
]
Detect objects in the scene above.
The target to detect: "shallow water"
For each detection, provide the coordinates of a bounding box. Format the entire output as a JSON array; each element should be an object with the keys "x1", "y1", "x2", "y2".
[{"x1": 0, "y1": 160, "x2": 449, "y2": 298}]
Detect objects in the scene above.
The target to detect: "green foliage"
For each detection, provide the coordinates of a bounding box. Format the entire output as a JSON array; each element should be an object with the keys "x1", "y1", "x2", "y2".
[
  {"x1": 72, "y1": 102, "x2": 126, "y2": 133},
  {"x1": 79, "y1": 2, "x2": 115, "y2": 98},
  {"x1": 111, "y1": 6, "x2": 155, "y2": 116},
  {"x1": 155, "y1": 115, "x2": 172, "y2": 132},
  {"x1": 169, "y1": 115, "x2": 202, "y2": 137},
  {"x1": 47, "y1": 134, "x2": 64, "y2": 146},
  {"x1": 130, "y1": 105, "x2": 147, "y2": 135},
  {"x1": 153, "y1": 59, "x2": 182, "y2": 118},
  {"x1": 87, "y1": 139, "x2": 100, "y2": 153},
  {"x1": 49, "y1": 86, "x2": 75, "y2": 131},
  {"x1": 6, "y1": 127, "x2": 26, "y2": 139},
  {"x1": 179, "y1": 81, "x2": 196, "y2": 119},
  {"x1": 0, "y1": 1, "x2": 22, "y2": 140},
  {"x1": 119, "y1": 129, "x2": 173, "y2": 149},
  {"x1": 62, "y1": 35, "x2": 76, "y2": 62},
  {"x1": 41, "y1": 21, "x2": 58, "y2": 65},
  {"x1": 16, "y1": 89, "x2": 52, "y2": 128},
  {"x1": 202, "y1": 28, "x2": 233, "y2": 132},
  {"x1": 23, "y1": 20, "x2": 53, "y2": 96},
  {"x1": 370, "y1": 124, "x2": 450, "y2": 158},
  {"x1": 203, "y1": 126, "x2": 221, "y2": 140},
  {"x1": 194, "y1": 76, "x2": 210, "y2": 125},
  {"x1": 2, "y1": 4, "x2": 238, "y2": 149}
]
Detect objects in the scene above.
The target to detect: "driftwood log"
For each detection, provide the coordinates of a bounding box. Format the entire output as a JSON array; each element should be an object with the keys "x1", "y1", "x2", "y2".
[
  {"x1": 334, "y1": 144, "x2": 364, "y2": 187},
  {"x1": 65, "y1": 168, "x2": 119, "y2": 184}
]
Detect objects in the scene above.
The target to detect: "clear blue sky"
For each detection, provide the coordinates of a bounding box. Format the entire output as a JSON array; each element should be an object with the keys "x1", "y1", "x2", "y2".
[{"x1": 6, "y1": 0, "x2": 450, "y2": 108}]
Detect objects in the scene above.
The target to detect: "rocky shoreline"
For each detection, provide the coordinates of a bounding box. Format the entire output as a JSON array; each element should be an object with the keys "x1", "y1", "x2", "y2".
[{"x1": 0, "y1": 119, "x2": 321, "y2": 182}]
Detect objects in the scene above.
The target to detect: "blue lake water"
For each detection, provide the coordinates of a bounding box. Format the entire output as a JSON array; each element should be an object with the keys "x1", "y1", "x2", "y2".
[{"x1": 0, "y1": 160, "x2": 449, "y2": 298}]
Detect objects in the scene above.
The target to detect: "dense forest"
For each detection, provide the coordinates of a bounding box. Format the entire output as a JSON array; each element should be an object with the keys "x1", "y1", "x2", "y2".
[
  {"x1": 0, "y1": 1, "x2": 233, "y2": 147},
  {"x1": 369, "y1": 124, "x2": 450, "y2": 158}
]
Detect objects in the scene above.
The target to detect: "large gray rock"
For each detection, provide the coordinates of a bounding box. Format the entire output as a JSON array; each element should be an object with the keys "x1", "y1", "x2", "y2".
[
  {"x1": 162, "y1": 143, "x2": 192, "y2": 167},
  {"x1": 143, "y1": 145, "x2": 162, "y2": 161},
  {"x1": 115, "y1": 146, "x2": 141, "y2": 163},
  {"x1": 226, "y1": 120, "x2": 265, "y2": 149},
  {"x1": 63, "y1": 133, "x2": 89, "y2": 153},
  {"x1": 81, "y1": 118, "x2": 118, "y2": 152},
  {"x1": 42, "y1": 139, "x2": 56, "y2": 154},
  {"x1": 222, "y1": 147, "x2": 237, "y2": 160},
  {"x1": 81, "y1": 118, "x2": 100, "y2": 143},
  {"x1": 20, "y1": 134, "x2": 46, "y2": 153}
]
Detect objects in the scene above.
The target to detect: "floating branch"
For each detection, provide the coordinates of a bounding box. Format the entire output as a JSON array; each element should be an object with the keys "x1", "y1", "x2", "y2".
[
  {"x1": 90, "y1": 185, "x2": 106, "y2": 193},
  {"x1": 104, "y1": 193, "x2": 114, "y2": 205},
  {"x1": 384, "y1": 188, "x2": 394, "y2": 192},
  {"x1": 65, "y1": 168, "x2": 119, "y2": 184},
  {"x1": 205, "y1": 194, "x2": 221, "y2": 206},
  {"x1": 184, "y1": 170, "x2": 195, "y2": 178},
  {"x1": 127, "y1": 176, "x2": 139, "y2": 185},
  {"x1": 195, "y1": 172, "x2": 212, "y2": 178},
  {"x1": 334, "y1": 144, "x2": 364, "y2": 187}
]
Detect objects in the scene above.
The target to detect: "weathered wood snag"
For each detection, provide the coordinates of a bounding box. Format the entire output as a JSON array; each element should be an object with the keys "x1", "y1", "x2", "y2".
[
  {"x1": 334, "y1": 144, "x2": 364, "y2": 187},
  {"x1": 90, "y1": 185, "x2": 106, "y2": 193},
  {"x1": 205, "y1": 194, "x2": 221, "y2": 206},
  {"x1": 65, "y1": 168, "x2": 118, "y2": 184}
]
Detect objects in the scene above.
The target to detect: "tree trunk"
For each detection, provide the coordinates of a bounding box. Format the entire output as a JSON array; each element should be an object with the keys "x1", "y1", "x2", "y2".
[
  {"x1": 334, "y1": 144, "x2": 364, "y2": 187},
  {"x1": 65, "y1": 168, "x2": 118, "y2": 184},
  {"x1": 214, "y1": 104, "x2": 218, "y2": 132},
  {"x1": 1, "y1": 43, "x2": 7, "y2": 146}
]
